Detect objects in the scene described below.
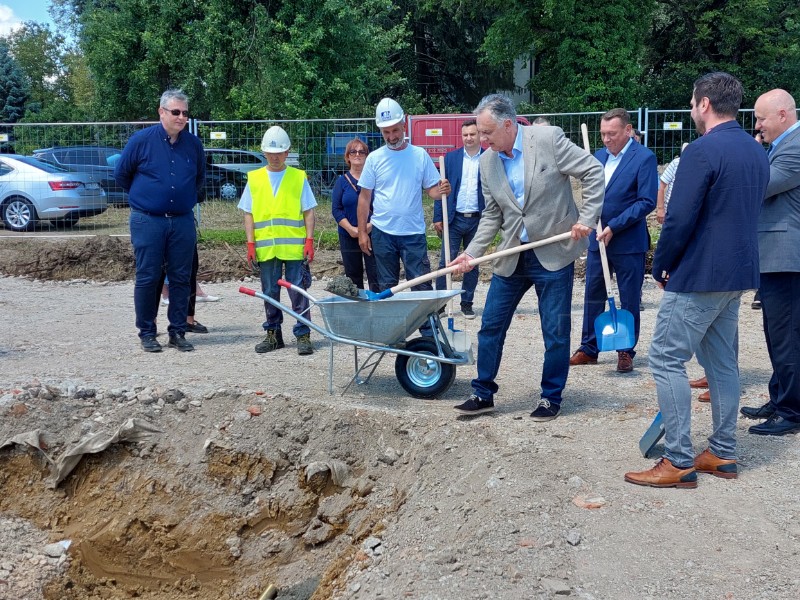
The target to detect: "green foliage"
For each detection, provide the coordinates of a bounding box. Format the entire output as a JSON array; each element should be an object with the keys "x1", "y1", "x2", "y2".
[{"x1": 0, "y1": 41, "x2": 30, "y2": 123}]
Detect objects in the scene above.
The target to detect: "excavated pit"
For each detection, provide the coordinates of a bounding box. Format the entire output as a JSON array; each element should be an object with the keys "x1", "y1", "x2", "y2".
[{"x1": 0, "y1": 387, "x2": 416, "y2": 599}]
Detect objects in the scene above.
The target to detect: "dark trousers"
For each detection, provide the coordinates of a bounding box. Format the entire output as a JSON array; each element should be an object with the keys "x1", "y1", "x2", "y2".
[
  {"x1": 435, "y1": 213, "x2": 480, "y2": 305},
  {"x1": 338, "y1": 232, "x2": 379, "y2": 292},
  {"x1": 130, "y1": 210, "x2": 195, "y2": 338},
  {"x1": 157, "y1": 245, "x2": 199, "y2": 318},
  {"x1": 370, "y1": 227, "x2": 432, "y2": 292},
  {"x1": 760, "y1": 272, "x2": 800, "y2": 421},
  {"x1": 579, "y1": 250, "x2": 645, "y2": 357}
]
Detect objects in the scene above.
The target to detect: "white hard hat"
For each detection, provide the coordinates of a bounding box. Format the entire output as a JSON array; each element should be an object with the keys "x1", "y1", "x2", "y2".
[
  {"x1": 375, "y1": 97, "x2": 404, "y2": 128},
  {"x1": 261, "y1": 126, "x2": 291, "y2": 153}
]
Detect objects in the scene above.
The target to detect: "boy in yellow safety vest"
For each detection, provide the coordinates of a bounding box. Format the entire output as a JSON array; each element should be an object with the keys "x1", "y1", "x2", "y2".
[{"x1": 239, "y1": 126, "x2": 317, "y2": 355}]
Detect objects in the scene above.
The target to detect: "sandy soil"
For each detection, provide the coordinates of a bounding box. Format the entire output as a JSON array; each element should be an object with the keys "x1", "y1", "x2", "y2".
[{"x1": 1, "y1": 248, "x2": 799, "y2": 600}]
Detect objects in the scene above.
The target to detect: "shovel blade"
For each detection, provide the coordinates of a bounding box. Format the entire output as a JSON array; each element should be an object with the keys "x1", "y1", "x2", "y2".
[
  {"x1": 594, "y1": 299, "x2": 636, "y2": 352},
  {"x1": 639, "y1": 411, "x2": 665, "y2": 458}
]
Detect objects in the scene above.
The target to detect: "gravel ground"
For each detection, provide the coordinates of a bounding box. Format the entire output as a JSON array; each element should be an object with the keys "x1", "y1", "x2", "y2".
[{"x1": 1, "y1": 267, "x2": 799, "y2": 600}]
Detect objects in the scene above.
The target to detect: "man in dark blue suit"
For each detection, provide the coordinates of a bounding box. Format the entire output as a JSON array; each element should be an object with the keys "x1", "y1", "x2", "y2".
[
  {"x1": 434, "y1": 119, "x2": 484, "y2": 318},
  {"x1": 625, "y1": 72, "x2": 769, "y2": 488},
  {"x1": 570, "y1": 108, "x2": 658, "y2": 372}
]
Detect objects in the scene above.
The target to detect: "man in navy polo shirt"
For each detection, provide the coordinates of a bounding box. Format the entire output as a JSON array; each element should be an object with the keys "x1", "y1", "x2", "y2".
[{"x1": 115, "y1": 89, "x2": 206, "y2": 353}]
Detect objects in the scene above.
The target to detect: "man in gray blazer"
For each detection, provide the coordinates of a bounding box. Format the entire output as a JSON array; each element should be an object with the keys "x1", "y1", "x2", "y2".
[
  {"x1": 741, "y1": 88, "x2": 800, "y2": 436},
  {"x1": 450, "y1": 94, "x2": 605, "y2": 421}
]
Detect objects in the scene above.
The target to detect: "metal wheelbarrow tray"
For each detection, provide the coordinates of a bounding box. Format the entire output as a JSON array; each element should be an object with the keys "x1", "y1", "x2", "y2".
[{"x1": 240, "y1": 284, "x2": 473, "y2": 399}]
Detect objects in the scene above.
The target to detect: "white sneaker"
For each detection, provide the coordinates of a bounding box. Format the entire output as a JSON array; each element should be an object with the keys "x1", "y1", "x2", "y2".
[
  {"x1": 160, "y1": 298, "x2": 169, "y2": 306},
  {"x1": 196, "y1": 294, "x2": 220, "y2": 302}
]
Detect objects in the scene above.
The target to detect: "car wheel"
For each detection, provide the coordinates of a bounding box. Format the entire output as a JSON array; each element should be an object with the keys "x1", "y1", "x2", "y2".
[
  {"x1": 51, "y1": 216, "x2": 80, "y2": 229},
  {"x1": 218, "y1": 180, "x2": 239, "y2": 201},
  {"x1": 2, "y1": 197, "x2": 38, "y2": 232}
]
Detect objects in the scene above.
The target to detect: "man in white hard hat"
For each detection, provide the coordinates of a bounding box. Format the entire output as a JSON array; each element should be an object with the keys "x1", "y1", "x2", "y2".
[
  {"x1": 357, "y1": 98, "x2": 450, "y2": 295},
  {"x1": 238, "y1": 125, "x2": 317, "y2": 356}
]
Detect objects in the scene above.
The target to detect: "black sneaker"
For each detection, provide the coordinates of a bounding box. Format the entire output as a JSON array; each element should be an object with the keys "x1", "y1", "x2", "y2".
[
  {"x1": 168, "y1": 334, "x2": 195, "y2": 352},
  {"x1": 454, "y1": 394, "x2": 495, "y2": 415},
  {"x1": 530, "y1": 399, "x2": 560, "y2": 421},
  {"x1": 141, "y1": 335, "x2": 162, "y2": 353},
  {"x1": 185, "y1": 321, "x2": 209, "y2": 334},
  {"x1": 461, "y1": 304, "x2": 476, "y2": 319}
]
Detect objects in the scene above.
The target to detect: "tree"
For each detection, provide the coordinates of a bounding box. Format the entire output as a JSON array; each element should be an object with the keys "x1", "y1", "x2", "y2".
[
  {"x1": 5, "y1": 23, "x2": 65, "y2": 113},
  {"x1": 0, "y1": 41, "x2": 30, "y2": 122},
  {"x1": 642, "y1": 0, "x2": 800, "y2": 108}
]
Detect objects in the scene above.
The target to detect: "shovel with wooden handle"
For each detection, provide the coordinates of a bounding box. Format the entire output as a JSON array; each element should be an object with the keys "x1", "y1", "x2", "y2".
[
  {"x1": 580, "y1": 124, "x2": 636, "y2": 351},
  {"x1": 329, "y1": 231, "x2": 574, "y2": 301},
  {"x1": 438, "y1": 156, "x2": 454, "y2": 316}
]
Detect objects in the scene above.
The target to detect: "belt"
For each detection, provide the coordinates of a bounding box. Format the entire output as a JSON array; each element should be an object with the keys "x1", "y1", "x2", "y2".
[
  {"x1": 456, "y1": 211, "x2": 480, "y2": 218},
  {"x1": 132, "y1": 208, "x2": 188, "y2": 218}
]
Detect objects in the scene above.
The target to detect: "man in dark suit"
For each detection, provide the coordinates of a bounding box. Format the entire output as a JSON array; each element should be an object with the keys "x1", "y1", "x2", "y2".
[
  {"x1": 433, "y1": 119, "x2": 484, "y2": 318},
  {"x1": 570, "y1": 108, "x2": 658, "y2": 372},
  {"x1": 449, "y1": 94, "x2": 604, "y2": 421},
  {"x1": 741, "y1": 89, "x2": 800, "y2": 436},
  {"x1": 625, "y1": 72, "x2": 769, "y2": 488}
]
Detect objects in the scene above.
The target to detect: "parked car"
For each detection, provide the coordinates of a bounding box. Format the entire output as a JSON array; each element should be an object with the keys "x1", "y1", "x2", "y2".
[
  {"x1": 204, "y1": 148, "x2": 299, "y2": 173},
  {"x1": 32, "y1": 146, "x2": 127, "y2": 206},
  {"x1": 0, "y1": 155, "x2": 107, "y2": 232},
  {"x1": 202, "y1": 148, "x2": 299, "y2": 201}
]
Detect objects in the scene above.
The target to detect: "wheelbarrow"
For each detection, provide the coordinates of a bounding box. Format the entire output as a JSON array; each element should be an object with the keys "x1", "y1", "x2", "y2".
[{"x1": 239, "y1": 283, "x2": 474, "y2": 399}]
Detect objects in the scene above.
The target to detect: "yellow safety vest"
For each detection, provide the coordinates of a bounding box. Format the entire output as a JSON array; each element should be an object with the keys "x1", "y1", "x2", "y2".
[{"x1": 249, "y1": 166, "x2": 306, "y2": 261}]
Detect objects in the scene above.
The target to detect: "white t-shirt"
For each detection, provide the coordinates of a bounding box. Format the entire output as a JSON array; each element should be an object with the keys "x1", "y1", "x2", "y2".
[
  {"x1": 237, "y1": 169, "x2": 317, "y2": 214},
  {"x1": 358, "y1": 144, "x2": 440, "y2": 235}
]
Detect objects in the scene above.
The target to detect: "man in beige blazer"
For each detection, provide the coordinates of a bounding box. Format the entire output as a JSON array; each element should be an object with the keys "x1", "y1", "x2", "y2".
[{"x1": 451, "y1": 94, "x2": 604, "y2": 421}]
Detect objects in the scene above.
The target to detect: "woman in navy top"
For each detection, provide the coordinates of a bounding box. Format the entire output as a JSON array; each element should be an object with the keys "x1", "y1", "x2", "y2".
[{"x1": 331, "y1": 138, "x2": 379, "y2": 291}]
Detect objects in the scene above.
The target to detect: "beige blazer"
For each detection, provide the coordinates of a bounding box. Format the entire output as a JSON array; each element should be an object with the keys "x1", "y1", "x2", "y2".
[{"x1": 465, "y1": 125, "x2": 604, "y2": 275}]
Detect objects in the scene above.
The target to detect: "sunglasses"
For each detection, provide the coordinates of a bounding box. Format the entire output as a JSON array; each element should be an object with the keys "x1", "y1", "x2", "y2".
[
  {"x1": 164, "y1": 108, "x2": 190, "y2": 117},
  {"x1": 348, "y1": 149, "x2": 368, "y2": 156}
]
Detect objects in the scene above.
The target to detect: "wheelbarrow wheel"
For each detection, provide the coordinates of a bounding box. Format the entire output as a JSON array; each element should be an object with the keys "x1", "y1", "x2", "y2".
[{"x1": 395, "y1": 337, "x2": 456, "y2": 399}]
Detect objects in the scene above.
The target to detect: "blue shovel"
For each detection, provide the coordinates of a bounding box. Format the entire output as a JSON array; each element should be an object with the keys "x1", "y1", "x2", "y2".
[{"x1": 593, "y1": 219, "x2": 636, "y2": 351}]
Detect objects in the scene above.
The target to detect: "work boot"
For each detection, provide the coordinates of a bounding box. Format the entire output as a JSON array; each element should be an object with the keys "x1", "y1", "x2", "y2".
[
  {"x1": 296, "y1": 333, "x2": 313, "y2": 355},
  {"x1": 624, "y1": 458, "x2": 697, "y2": 489},
  {"x1": 255, "y1": 329, "x2": 284, "y2": 353}
]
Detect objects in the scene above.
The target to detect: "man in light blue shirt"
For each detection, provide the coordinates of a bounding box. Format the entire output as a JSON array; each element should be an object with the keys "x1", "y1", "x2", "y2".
[{"x1": 357, "y1": 98, "x2": 449, "y2": 292}]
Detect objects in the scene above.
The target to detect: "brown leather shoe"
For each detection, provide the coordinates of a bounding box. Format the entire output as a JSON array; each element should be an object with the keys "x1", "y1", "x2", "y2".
[
  {"x1": 697, "y1": 390, "x2": 711, "y2": 402},
  {"x1": 689, "y1": 376, "x2": 708, "y2": 389},
  {"x1": 624, "y1": 458, "x2": 697, "y2": 488},
  {"x1": 694, "y1": 448, "x2": 737, "y2": 479},
  {"x1": 617, "y1": 351, "x2": 633, "y2": 373},
  {"x1": 569, "y1": 349, "x2": 597, "y2": 366}
]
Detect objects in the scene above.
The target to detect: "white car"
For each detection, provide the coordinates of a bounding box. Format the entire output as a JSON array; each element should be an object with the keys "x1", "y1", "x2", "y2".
[{"x1": 0, "y1": 155, "x2": 107, "y2": 232}]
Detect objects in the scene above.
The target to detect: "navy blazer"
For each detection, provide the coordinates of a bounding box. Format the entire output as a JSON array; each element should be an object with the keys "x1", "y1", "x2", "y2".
[
  {"x1": 653, "y1": 120, "x2": 769, "y2": 292},
  {"x1": 589, "y1": 140, "x2": 658, "y2": 254},
  {"x1": 433, "y1": 147, "x2": 485, "y2": 224}
]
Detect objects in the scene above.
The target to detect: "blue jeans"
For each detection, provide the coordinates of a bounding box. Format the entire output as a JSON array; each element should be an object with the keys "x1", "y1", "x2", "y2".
[
  {"x1": 370, "y1": 227, "x2": 432, "y2": 292},
  {"x1": 258, "y1": 258, "x2": 310, "y2": 338},
  {"x1": 472, "y1": 250, "x2": 574, "y2": 404},
  {"x1": 130, "y1": 210, "x2": 195, "y2": 338},
  {"x1": 649, "y1": 290, "x2": 742, "y2": 468},
  {"x1": 435, "y1": 214, "x2": 480, "y2": 305}
]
